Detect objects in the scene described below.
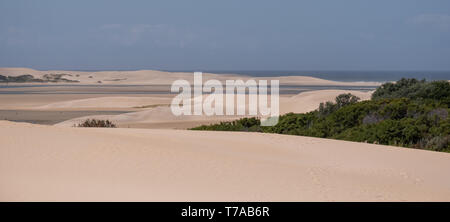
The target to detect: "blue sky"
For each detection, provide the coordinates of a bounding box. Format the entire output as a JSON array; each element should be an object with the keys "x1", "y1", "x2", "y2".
[{"x1": 1, "y1": 0, "x2": 450, "y2": 70}]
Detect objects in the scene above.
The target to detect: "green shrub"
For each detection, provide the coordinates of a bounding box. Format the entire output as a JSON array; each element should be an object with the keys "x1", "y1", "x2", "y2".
[
  {"x1": 76, "y1": 119, "x2": 117, "y2": 128},
  {"x1": 372, "y1": 78, "x2": 450, "y2": 106},
  {"x1": 318, "y1": 93, "x2": 360, "y2": 116}
]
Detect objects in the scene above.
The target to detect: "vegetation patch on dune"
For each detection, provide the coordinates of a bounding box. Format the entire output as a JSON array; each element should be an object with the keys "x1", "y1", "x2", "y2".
[
  {"x1": 0, "y1": 74, "x2": 79, "y2": 83},
  {"x1": 191, "y1": 78, "x2": 450, "y2": 152},
  {"x1": 42, "y1": 73, "x2": 79, "y2": 83},
  {"x1": 0, "y1": 74, "x2": 45, "y2": 83},
  {"x1": 76, "y1": 119, "x2": 117, "y2": 128}
]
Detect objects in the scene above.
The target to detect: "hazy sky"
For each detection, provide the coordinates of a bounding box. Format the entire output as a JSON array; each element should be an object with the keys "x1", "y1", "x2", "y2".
[{"x1": 1, "y1": 0, "x2": 450, "y2": 70}]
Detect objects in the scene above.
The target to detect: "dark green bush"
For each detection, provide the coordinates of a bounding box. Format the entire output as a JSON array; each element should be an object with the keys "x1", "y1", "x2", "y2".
[
  {"x1": 318, "y1": 93, "x2": 360, "y2": 116},
  {"x1": 76, "y1": 119, "x2": 117, "y2": 128},
  {"x1": 372, "y1": 78, "x2": 450, "y2": 106}
]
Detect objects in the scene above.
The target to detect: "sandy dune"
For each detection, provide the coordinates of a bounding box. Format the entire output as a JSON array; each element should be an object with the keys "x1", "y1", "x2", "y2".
[
  {"x1": 280, "y1": 89, "x2": 373, "y2": 114},
  {"x1": 1, "y1": 120, "x2": 449, "y2": 201},
  {"x1": 0, "y1": 67, "x2": 381, "y2": 86},
  {"x1": 35, "y1": 96, "x2": 173, "y2": 110},
  {"x1": 56, "y1": 106, "x2": 246, "y2": 128},
  {"x1": 53, "y1": 95, "x2": 250, "y2": 128},
  {"x1": 54, "y1": 90, "x2": 372, "y2": 128}
]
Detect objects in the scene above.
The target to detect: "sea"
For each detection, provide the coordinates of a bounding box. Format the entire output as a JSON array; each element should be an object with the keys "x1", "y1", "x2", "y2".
[{"x1": 188, "y1": 70, "x2": 450, "y2": 82}]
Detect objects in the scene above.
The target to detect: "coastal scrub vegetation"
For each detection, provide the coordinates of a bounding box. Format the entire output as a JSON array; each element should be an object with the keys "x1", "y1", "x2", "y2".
[
  {"x1": 191, "y1": 78, "x2": 450, "y2": 152},
  {"x1": 0, "y1": 74, "x2": 79, "y2": 83},
  {"x1": 76, "y1": 119, "x2": 117, "y2": 128}
]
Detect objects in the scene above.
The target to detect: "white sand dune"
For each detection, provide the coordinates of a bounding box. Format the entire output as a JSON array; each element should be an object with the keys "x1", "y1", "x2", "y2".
[
  {"x1": 0, "y1": 67, "x2": 381, "y2": 86},
  {"x1": 56, "y1": 106, "x2": 244, "y2": 128},
  {"x1": 54, "y1": 90, "x2": 373, "y2": 128},
  {"x1": 280, "y1": 89, "x2": 373, "y2": 114},
  {"x1": 35, "y1": 96, "x2": 173, "y2": 110},
  {"x1": 53, "y1": 100, "x2": 247, "y2": 128},
  {"x1": 1, "y1": 120, "x2": 449, "y2": 201}
]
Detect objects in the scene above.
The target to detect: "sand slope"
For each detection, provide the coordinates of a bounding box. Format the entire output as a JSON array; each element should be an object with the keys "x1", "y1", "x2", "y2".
[{"x1": 1, "y1": 120, "x2": 449, "y2": 201}]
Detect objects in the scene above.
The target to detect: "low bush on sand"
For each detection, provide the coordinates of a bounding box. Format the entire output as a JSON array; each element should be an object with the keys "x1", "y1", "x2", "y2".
[{"x1": 76, "y1": 119, "x2": 116, "y2": 128}]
